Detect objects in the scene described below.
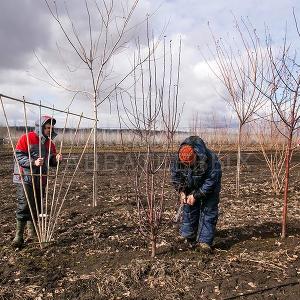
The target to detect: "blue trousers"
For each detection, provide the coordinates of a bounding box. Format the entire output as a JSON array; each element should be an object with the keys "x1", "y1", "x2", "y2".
[{"x1": 180, "y1": 195, "x2": 219, "y2": 246}]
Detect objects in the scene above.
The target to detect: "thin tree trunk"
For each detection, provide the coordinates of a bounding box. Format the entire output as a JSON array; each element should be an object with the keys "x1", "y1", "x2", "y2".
[
  {"x1": 93, "y1": 97, "x2": 98, "y2": 207},
  {"x1": 236, "y1": 122, "x2": 242, "y2": 197},
  {"x1": 281, "y1": 131, "x2": 293, "y2": 238},
  {"x1": 151, "y1": 234, "x2": 156, "y2": 258}
]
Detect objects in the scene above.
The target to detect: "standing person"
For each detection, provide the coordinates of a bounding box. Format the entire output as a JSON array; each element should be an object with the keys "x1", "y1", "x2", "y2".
[
  {"x1": 171, "y1": 136, "x2": 222, "y2": 252},
  {"x1": 12, "y1": 116, "x2": 62, "y2": 248}
]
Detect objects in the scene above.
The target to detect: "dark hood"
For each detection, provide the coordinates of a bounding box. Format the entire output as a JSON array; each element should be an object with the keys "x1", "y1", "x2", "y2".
[
  {"x1": 35, "y1": 115, "x2": 57, "y2": 142},
  {"x1": 173, "y1": 136, "x2": 210, "y2": 192}
]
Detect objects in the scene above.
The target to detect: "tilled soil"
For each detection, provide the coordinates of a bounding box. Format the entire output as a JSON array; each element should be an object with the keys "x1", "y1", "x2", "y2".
[{"x1": 0, "y1": 149, "x2": 300, "y2": 300}]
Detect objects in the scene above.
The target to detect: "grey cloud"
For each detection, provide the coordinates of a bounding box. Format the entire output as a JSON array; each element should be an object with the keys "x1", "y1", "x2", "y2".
[
  {"x1": 0, "y1": 0, "x2": 51, "y2": 70},
  {"x1": 1, "y1": 0, "x2": 300, "y2": 129}
]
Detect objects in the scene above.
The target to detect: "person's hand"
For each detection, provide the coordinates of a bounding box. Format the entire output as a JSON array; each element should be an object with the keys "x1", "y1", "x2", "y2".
[
  {"x1": 34, "y1": 158, "x2": 44, "y2": 167},
  {"x1": 179, "y1": 192, "x2": 186, "y2": 204},
  {"x1": 186, "y1": 194, "x2": 196, "y2": 206},
  {"x1": 56, "y1": 153, "x2": 63, "y2": 162}
]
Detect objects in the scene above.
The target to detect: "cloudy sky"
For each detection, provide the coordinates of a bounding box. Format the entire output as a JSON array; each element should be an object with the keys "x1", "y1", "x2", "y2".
[{"x1": 1, "y1": 0, "x2": 300, "y2": 129}]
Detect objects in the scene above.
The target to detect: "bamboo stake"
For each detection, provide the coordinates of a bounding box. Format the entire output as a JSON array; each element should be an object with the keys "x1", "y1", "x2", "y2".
[
  {"x1": 44, "y1": 106, "x2": 55, "y2": 241},
  {"x1": 38, "y1": 101, "x2": 45, "y2": 240},
  {"x1": 45, "y1": 113, "x2": 83, "y2": 241},
  {"x1": 22, "y1": 97, "x2": 42, "y2": 240},
  {"x1": 46, "y1": 110, "x2": 69, "y2": 240},
  {"x1": 55, "y1": 113, "x2": 83, "y2": 205},
  {"x1": 0, "y1": 93, "x2": 96, "y2": 121},
  {"x1": 48, "y1": 125, "x2": 95, "y2": 241}
]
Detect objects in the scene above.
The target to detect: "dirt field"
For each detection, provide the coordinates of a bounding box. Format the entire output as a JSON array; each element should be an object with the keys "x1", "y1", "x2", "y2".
[{"x1": 0, "y1": 148, "x2": 300, "y2": 300}]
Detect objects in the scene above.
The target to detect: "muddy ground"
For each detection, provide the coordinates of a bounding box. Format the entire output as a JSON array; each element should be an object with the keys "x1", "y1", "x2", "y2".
[{"x1": 0, "y1": 147, "x2": 300, "y2": 300}]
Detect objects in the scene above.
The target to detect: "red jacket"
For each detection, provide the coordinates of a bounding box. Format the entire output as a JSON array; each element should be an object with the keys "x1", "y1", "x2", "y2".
[{"x1": 13, "y1": 129, "x2": 57, "y2": 186}]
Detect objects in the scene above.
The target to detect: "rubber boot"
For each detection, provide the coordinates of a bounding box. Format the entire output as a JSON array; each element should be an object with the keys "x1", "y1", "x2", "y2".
[
  {"x1": 12, "y1": 219, "x2": 26, "y2": 248},
  {"x1": 176, "y1": 235, "x2": 196, "y2": 249},
  {"x1": 195, "y1": 242, "x2": 212, "y2": 254},
  {"x1": 27, "y1": 220, "x2": 36, "y2": 242}
]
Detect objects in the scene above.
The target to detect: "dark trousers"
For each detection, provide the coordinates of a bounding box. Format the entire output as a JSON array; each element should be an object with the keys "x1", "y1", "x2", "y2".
[{"x1": 16, "y1": 183, "x2": 44, "y2": 221}]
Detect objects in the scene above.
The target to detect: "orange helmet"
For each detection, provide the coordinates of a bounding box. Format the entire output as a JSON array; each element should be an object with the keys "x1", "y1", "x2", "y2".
[{"x1": 178, "y1": 145, "x2": 196, "y2": 165}]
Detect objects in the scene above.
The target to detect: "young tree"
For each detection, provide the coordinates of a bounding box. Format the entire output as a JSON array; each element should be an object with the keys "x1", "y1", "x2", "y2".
[
  {"x1": 117, "y1": 33, "x2": 182, "y2": 257},
  {"x1": 255, "y1": 118, "x2": 287, "y2": 195},
  {"x1": 255, "y1": 25, "x2": 300, "y2": 237},
  {"x1": 43, "y1": 0, "x2": 143, "y2": 207},
  {"x1": 205, "y1": 20, "x2": 267, "y2": 196}
]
